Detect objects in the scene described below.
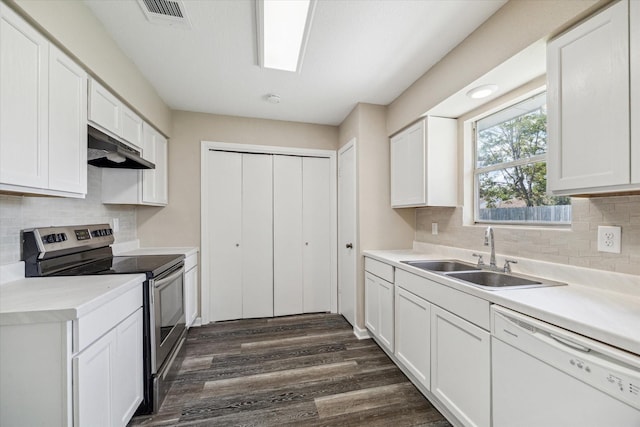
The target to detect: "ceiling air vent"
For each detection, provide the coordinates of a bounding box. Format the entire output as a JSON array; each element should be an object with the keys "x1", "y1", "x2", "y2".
[{"x1": 137, "y1": 0, "x2": 192, "y2": 29}]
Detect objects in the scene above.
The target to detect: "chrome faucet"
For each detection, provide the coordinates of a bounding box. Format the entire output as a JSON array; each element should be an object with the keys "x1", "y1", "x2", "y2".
[{"x1": 484, "y1": 226, "x2": 497, "y2": 270}]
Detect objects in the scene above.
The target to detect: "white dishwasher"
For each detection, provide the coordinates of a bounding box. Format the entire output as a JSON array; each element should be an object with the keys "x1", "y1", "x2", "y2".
[{"x1": 491, "y1": 305, "x2": 640, "y2": 427}]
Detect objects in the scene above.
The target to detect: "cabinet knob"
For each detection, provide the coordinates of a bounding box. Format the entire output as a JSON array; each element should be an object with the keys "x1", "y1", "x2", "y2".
[
  {"x1": 346, "y1": 243, "x2": 353, "y2": 249},
  {"x1": 235, "y1": 243, "x2": 240, "y2": 247}
]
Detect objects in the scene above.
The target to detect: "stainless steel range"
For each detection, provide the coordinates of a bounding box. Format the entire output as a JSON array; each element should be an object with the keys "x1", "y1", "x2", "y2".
[{"x1": 21, "y1": 223, "x2": 186, "y2": 414}]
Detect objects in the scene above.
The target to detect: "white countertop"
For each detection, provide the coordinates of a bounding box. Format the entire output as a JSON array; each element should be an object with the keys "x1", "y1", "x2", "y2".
[
  {"x1": 364, "y1": 246, "x2": 640, "y2": 356},
  {"x1": 112, "y1": 240, "x2": 198, "y2": 258},
  {"x1": 0, "y1": 274, "x2": 145, "y2": 326}
]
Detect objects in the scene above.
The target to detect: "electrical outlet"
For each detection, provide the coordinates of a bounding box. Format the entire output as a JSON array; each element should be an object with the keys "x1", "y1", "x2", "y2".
[
  {"x1": 112, "y1": 218, "x2": 120, "y2": 233},
  {"x1": 432, "y1": 223, "x2": 438, "y2": 235},
  {"x1": 597, "y1": 225, "x2": 621, "y2": 254}
]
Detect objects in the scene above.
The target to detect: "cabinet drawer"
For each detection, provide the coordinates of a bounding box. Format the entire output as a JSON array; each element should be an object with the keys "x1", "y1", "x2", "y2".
[
  {"x1": 364, "y1": 257, "x2": 394, "y2": 283},
  {"x1": 74, "y1": 284, "x2": 143, "y2": 353},
  {"x1": 396, "y1": 269, "x2": 490, "y2": 330}
]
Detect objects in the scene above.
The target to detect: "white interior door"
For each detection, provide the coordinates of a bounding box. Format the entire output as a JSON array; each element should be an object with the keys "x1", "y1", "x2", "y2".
[
  {"x1": 338, "y1": 140, "x2": 356, "y2": 326},
  {"x1": 241, "y1": 153, "x2": 273, "y2": 318},
  {"x1": 302, "y1": 157, "x2": 331, "y2": 313},
  {"x1": 273, "y1": 155, "x2": 303, "y2": 316},
  {"x1": 207, "y1": 151, "x2": 243, "y2": 321}
]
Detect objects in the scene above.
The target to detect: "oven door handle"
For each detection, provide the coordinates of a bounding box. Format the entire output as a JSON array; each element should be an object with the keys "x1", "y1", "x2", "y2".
[{"x1": 155, "y1": 266, "x2": 184, "y2": 290}]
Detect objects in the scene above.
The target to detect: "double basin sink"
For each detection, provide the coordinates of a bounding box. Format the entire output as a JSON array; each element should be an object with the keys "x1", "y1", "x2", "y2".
[{"x1": 401, "y1": 260, "x2": 565, "y2": 290}]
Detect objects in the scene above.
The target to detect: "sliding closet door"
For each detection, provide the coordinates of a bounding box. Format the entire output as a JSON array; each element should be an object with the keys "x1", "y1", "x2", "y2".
[
  {"x1": 302, "y1": 157, "x2": 331, "y2": 313},
  {"x1": 241, "y1": 153, "x2": 274, "y2": 318},
  {"x1": 208, "y1": 151, "x2": 243, "y2": 321},
  {"x1": 273, "y1": 155, "x2": 303, "y2": 316}
]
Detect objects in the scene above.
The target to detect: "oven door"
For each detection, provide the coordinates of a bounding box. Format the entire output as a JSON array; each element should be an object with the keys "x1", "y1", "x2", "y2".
[{"x1": 150, "y1": 265, "x2": 186, "y2": 373}]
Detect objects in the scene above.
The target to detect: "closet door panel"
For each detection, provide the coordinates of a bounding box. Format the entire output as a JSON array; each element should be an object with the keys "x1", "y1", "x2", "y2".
[
  {"x1": 242, "y1": 154, "x2": 274, "y2": 318},
  {"x1": 207, "y1": 151, "x2": 243, "y2": 321},
  {"x1": 273, "y1": 155, "x2": 303, "y2": 316},
  {"x1": 302, "y1": 157, "x2": 331, "y2": 313}
]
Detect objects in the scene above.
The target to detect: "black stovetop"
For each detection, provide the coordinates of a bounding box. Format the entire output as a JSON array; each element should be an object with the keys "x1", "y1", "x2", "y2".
[{"x1": 49, "y1": 254, "x2": 184, "y2": 278}]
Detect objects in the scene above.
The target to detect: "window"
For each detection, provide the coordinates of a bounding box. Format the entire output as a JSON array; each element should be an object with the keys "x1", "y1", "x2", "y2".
[{"x1": 474, "y1": 92, "x2": 570, "y2": 224}]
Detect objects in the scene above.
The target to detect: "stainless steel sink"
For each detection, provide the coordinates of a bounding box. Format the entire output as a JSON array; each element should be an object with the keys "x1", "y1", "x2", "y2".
[
  {"x1": 445, "y1": 270, "x2": 563, "y2": 290},
  {"x1": 401, "y1": 260, "x2": 480, "y2": 272}
]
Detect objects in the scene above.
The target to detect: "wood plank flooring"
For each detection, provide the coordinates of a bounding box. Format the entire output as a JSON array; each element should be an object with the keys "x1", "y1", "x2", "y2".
[{"x1": 129, "y1": 313, "x2": 451, "y2": 427}]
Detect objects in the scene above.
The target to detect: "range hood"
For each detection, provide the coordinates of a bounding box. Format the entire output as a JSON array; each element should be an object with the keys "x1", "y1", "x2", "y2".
[{"x1": 87, "y1": 125, "x2": 155, "y2": 169}]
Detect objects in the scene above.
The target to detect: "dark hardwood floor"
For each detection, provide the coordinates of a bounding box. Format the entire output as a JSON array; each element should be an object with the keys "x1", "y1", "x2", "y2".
[{"x1": 130, "y1": 313, "x2": 451, "y2": 427}]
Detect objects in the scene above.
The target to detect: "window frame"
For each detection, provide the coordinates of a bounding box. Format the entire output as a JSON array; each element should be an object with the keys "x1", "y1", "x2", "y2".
[{"x1": 471, "y1": 91, "x2": 570, "y2": 226}]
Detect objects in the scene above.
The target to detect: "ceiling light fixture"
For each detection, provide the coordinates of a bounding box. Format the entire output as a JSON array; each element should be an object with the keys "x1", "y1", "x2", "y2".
[
  {"x1": 257, "y1": 0, "x2": 316, "y2": 72},
  {"x1": 265, "y1": 94, "x2": 281, "y2": 104},
  {"x1": 466, "y1": 84, "x2": 498, "y2": 99}
]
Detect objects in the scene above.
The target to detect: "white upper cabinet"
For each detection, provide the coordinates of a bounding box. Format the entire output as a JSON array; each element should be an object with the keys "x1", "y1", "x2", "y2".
[
  {"x1": 548, "y1": 0, "x2": 639, "y2": 195},
  {"x1": 48, "y1": 45, "x2": 87, "y2": 195},
  {"x1": 142, "y1": 123, "x2": 168, "y2": 205},
  {"x1": 390, "y1": 116, "x2": 458, "y2": 207},
  {"x1": 121, "y1": 105, "x2": 143, "y2": 150},
  {"x1": 102, "y1": 123, "x2": 169, "y2": 206},
  {"x1": 0, "y1": 3, "x2": 87, "y2": 198},
  {"x1": 88, "y1": 79, "x2": 144, "y2": 151},
  {"x1": 88, "y1": 79, "x2": 121, "y2": 137},
  {"x1": 631, "y1": 0, "x2": 639, "y2": 184}
]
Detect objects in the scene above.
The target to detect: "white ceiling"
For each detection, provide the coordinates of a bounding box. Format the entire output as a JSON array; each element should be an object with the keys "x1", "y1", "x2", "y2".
[{"x1": 85, "y1": 0, "x2": 509, "y2": 126}]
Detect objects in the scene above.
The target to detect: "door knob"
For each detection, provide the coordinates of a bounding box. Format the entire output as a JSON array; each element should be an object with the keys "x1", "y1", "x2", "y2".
[{"x1": 346, "y1": 243, "x2": 353, "y2": 249}]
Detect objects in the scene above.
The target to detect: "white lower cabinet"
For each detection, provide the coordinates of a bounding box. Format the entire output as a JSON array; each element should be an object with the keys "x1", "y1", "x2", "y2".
[
  {"x1": 394, "y1": 286, "x2": 431, "y2": 390},
  {"x1": 74, "y1": 308, "x2": 143, "y2": 426},
  {"x1": 0, "y1": 284, "x2": 143, "y2": 427},
  {"x1": 364, "y1": 271, "x2": 394, "y2": 352},
  {"x1": 184, "y1": 253, "x2": 199, "y2": 328},
  {"x1": 431, "y1": 305, "x2": 490, "y2": 427}
]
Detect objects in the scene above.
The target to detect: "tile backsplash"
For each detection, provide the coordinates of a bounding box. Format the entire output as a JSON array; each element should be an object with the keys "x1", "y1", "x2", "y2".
[
  {"x1": 416, "y1": 195, "x2": 640, "y2": 276},
  {"x1": 0, "y1": 166, "x2": 136, "y2": 265}
]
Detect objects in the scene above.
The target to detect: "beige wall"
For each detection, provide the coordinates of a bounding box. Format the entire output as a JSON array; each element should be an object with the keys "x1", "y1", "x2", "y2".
[
  {"x1": 415, "y1": 196, "x2": 640, "y2": 276},
  {"x1": 8, "y1": 0, "x2": 172, "y2": 135},
  {"x1": 386, "y1": 0, "x2": 609, "y2": 135},
  {"x1": 338, "y1": 103, "x2": 414, "y2": 327},
  {"x1": 136, "y1": 110, "x2": 339, "y2": 247}
]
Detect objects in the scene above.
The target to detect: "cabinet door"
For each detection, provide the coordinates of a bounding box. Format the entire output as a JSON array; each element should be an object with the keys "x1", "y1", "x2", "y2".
[
  {"x1": 632, "y1": 0, "x2": 639, "y2": 184},
  {"x1": 0, "y1": 3, "x2": 49, "y2": 189},
  {"x1": 302, "y1": 157, "x2": 331, "y2": 313},
  {"x1": 273, "y1": 155, "x2": 303, "y2": 316},
  {"x1": 48, "y1": 44, "x2": 87, "y2": 195},
  {"x1": 364, "y1": 272, "x2": 379, "y2": 335},
  {"x1": 241, "y1": 153, "x2": 273, "y2": 318},
  {"x1": 207, "y1": 151, "x2": 243, "y2": 321},
  {"x1": 142, "y1": 123, "x2": 168, "y2": 205},
  {"x1": 394, "y1": 286, "x2": 430, "y2": 390},
  {"x1": 89, "y1": 79, "x2": 121, "y2": 136},
  {"x1": 390, "y1": 120, "x2": 425, "y2": 207},
  {"x1": 74, "y1": 329, "x2": 114, "y2": 427},
  {"x1": 155, "y1": 134, "x2": 168, "y2": 204},
  {"x1": 185, "y1": 266, "x2": 198, "y2": 328},
  {"x1": 377, "y1": 277, "x2": 394, "y2": 352},
  {"x1": 431, "y1": 306, "x2": 490, "y2": 427},
  {"x1": 547, "y1": 1, "x2": 630, "y2": 192},
  {"x1": 120, "y1": 105, "x2": 143, "y2": 150},
  {"x1": 112, "y1": 309, "x2": 143, "y2": 426}
]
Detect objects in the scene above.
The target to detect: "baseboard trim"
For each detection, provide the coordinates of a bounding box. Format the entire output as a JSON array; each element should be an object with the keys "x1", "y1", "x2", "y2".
[{"x1": 353, "y1": 325, "x2": 371, "y2": 340}]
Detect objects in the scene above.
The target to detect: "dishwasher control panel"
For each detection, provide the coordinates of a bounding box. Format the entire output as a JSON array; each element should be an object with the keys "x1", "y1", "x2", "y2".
[{"x1": 492, "y1": 305, "x2": 640, "y2": 411}]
